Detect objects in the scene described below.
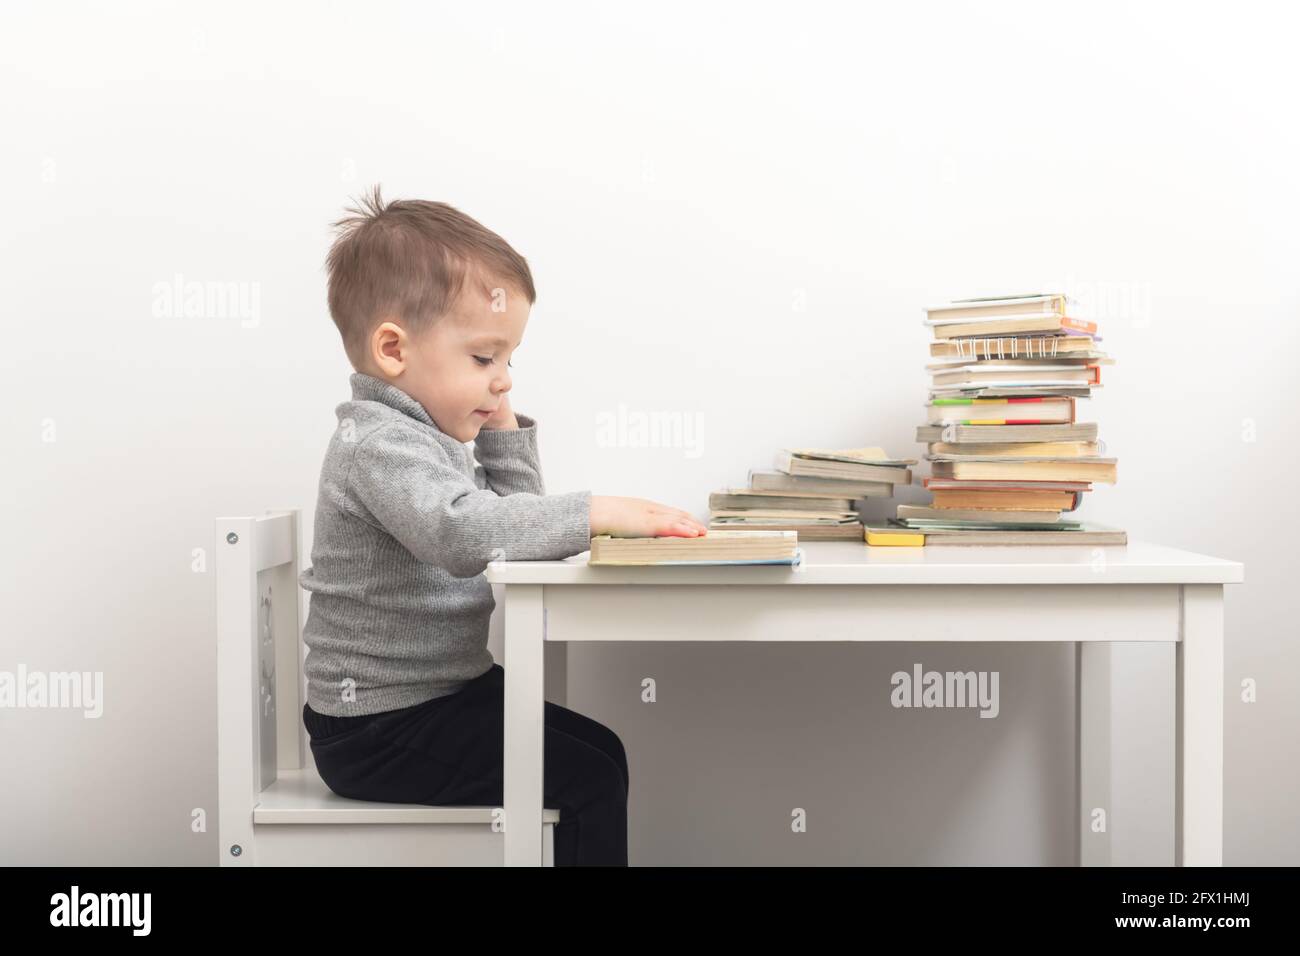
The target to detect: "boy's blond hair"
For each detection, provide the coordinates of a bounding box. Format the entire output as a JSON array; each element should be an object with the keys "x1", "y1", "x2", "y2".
[{"x1": 325, "y1": 186, "x2": 536, "y2": 367}]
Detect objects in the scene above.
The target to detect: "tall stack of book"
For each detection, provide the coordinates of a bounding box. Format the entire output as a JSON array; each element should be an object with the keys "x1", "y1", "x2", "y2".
[
  {"x1": 710, "y1": 446, "x2": 914, "y2": 540},
  {"x1": 864, "y1": 293, "x2": 1126, "y2": 546}
]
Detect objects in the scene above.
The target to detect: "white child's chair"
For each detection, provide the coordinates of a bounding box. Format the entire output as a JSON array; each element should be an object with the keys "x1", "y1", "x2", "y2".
[{"x1": 215, "y1": 509, "x2": 559, "y2": 865}]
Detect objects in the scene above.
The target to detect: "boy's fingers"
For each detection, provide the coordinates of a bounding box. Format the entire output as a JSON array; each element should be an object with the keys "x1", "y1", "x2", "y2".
[{"x1": 645, "y1": 502, "x2": 706, "y2": 532}]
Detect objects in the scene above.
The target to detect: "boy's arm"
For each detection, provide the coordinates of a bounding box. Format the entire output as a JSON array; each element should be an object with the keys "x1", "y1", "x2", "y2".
[
  {"x1": 347, "y1": 421, "x2": 590, "y2": 577},
  {"x1": 472, "y1": 412, "x2": 546, "y2": 496}
]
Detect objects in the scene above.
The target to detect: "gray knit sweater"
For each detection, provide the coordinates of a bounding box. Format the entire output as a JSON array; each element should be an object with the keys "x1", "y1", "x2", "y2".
[{"x1": 299, "y1": 372, "x2": 592, "y2": 716}]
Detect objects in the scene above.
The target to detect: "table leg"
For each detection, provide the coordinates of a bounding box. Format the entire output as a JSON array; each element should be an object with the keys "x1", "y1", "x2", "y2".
[
  {"x1": 1078, "y1": 641, "x2": 1177, "y2": 866},
  {"x1": 504, "y1": 584, "x2": 546, "y2": 866},
  {"x1": 1176, "y1": 584, "x2": 1225, "y2": 866},
  {"x1": 1077, "y1": 641, "x2": 1111, "y2": 866}
]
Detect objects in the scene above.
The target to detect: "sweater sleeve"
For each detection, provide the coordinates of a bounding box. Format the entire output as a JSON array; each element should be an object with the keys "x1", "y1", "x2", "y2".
[
  {"x1": 472, "y1": 412, "x2": 546, "y2": 496},
  {"x1": 346, "y1": 422, "x2": 591, "y2": 577}
]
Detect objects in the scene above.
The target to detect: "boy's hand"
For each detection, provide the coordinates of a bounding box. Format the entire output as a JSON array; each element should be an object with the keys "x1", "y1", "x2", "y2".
[
  {"x1": 590, "y1": 496, "x2": 708, "y2": 538},
  {"x1": 480, "y1": 394, "x2": 518, "y2": 430}
]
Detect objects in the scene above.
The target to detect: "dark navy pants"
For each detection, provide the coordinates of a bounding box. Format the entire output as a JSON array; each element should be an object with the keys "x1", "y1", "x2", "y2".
[{"x1": 302, "y1": 663, "x2": 629, "y2": 866}]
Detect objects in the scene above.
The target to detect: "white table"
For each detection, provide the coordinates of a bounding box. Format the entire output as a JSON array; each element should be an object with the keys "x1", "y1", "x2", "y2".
[{"x1": 485, "y1": 540, "x2": 1244, "y2": 866}]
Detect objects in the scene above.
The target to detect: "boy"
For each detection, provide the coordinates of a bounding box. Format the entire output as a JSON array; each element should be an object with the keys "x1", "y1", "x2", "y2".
[{"x1": 299, "y1": 187, "x2": 707, "y2": 866}]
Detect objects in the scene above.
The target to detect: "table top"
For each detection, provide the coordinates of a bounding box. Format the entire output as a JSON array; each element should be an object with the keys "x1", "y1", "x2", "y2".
[{"x1": 485, "y1": 539, "x2": 1244, "y2": 586}]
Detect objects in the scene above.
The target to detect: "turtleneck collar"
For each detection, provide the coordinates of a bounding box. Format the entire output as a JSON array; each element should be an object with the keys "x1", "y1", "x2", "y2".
[{"x1": 349, "y1": 372, "x2": 439, "y2": 431}]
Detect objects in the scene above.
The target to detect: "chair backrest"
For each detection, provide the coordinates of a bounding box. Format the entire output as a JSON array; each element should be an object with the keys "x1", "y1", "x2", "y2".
[{"x1": 216, "y1": 509, "x2": 306, "y2": 859}]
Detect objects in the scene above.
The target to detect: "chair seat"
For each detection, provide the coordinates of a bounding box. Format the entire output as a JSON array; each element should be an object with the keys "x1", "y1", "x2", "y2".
[{"x1": 254, "y1": 767, "x2": 561, "y2": 825}]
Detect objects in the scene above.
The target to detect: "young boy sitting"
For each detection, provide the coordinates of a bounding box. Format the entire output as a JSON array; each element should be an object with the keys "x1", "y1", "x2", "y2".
[{"x1": 298, "y1": 187, "x2": 707, "y2": 866}]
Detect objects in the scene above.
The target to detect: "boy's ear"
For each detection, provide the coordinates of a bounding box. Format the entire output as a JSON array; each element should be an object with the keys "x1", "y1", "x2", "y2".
[{"x1": 370, "y1": 320, "x2": 407, "y2": 377}]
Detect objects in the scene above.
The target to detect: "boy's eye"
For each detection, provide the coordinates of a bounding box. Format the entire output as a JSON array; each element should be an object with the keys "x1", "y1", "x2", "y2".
[{"x1": 474, "y1": 356, "x2": 515, "y2": 368}]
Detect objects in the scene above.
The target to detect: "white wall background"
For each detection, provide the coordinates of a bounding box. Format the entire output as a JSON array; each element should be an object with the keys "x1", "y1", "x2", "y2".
[{"x1": 2, "y1": 0, "x2": 1296, "y2": 864}]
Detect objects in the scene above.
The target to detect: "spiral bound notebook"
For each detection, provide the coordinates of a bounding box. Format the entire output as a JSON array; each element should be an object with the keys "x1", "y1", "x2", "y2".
[{"x1": 930, "y1": 335, "x2": 1102, "y2": 360}]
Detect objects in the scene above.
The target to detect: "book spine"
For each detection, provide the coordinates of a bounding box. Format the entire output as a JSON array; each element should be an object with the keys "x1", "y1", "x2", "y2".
[{"x1": 930, "y1": 396, "x2": 1050, "y2": 406}]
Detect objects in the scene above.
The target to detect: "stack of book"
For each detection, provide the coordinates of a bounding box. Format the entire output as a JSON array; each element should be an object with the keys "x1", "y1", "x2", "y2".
[
  {"x1": 864, "y1": 293, "x2": 1126, "y2": 546},
  {"x1": 710, "y1": 446, "x2": 914, "y2": 540}
]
